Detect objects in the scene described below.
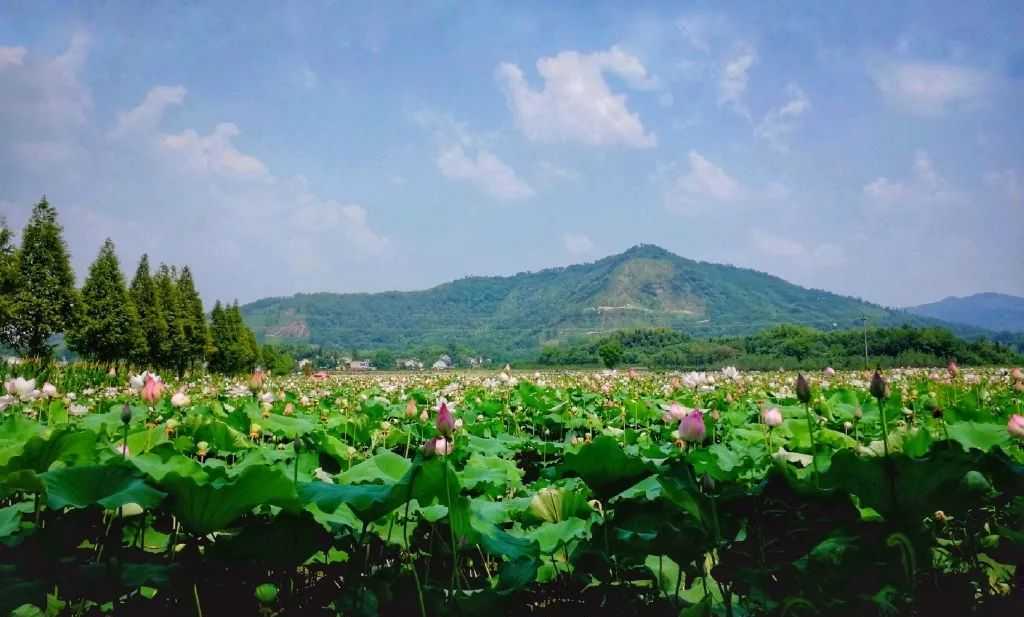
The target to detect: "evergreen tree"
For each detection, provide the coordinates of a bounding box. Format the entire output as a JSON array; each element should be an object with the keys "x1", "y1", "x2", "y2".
[
  {"x1": 6, "y1": 198, "x2": 78, "y2": 357},
  {"x1": 154, "y1": 264, "x2": 188, "y2": 373},
  {"x1": 67, "y1": 239, "x2": 145, "y2": 364},
  {"x1": 129, "y1": 254, "x2": 167, "y2": 368},
  {"x1": 176, "y1": 266, "x2": 208, "y2": 370},
  {"x1": 0, "y1": 217, "x2": 18, "y2": 345},
  {"x1": 229, "y1": 302, "x2": 260, "y2": 372},
  {"x1": 208, "y1": 301, "x2": 231, "y2": 373}
]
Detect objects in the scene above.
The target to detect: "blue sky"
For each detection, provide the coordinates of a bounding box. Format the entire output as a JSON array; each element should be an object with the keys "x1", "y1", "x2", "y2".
[{"x1": 1, "y1": 1, "x2": 1021, "y2": 308}]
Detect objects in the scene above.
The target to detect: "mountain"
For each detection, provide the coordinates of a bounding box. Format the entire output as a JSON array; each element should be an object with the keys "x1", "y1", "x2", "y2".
[
  {"x1": 241, "y1": 244, "x2": 944, "y2": 358},
  {"x1": 906, "y1": 293, "x2": 1024, "y2": 333}
]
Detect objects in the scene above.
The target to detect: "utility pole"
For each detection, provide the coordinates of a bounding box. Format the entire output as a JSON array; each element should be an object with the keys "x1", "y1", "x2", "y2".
[{"x1": 862, "y1": 316, "x2": 869, "y2": 369}]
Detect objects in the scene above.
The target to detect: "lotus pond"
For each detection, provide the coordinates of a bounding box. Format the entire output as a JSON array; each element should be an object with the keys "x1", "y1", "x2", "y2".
[{"x1": 1, "y1": 366, "x2": 1023, "y2": 616}]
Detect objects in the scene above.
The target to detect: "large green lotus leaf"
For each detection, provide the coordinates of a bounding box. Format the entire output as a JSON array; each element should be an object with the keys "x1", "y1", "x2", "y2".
[
  {"x1": 527, "y1": 487, "x2": 590, "y2": 523},
  {"x1": 299, "y1": 474, "x2": 409, "y2": 524},
  {"x1": 822, "y1": 445, "x2": 979, "y2": 520},
  {"x1": 81, "y1": 404, "x2": 147, "y2": 434},
  {"x1": 496, "y1": 556, "x2": 540, "y2": 592},
  {"x1": 657, "y1": 461, "x2": 711, "y2": 530},
  {"x1": 338, "y1": 449, "x2": 411, "y2": 484},
  {"x1": 2, "y1": 428, "x2": 97, "y2": 473},
  {"x1": 246, "y1": 408, "x2": 315, "y2": 438},
  {"x1": 559, "y1": 436, "x2": 655, "y2": 497},
  {"x1": 446, "y1": 495, "x2": 537, "y2": 561},
  {"x1": 207, "y1": 510, "x2": 329, "y2": 568},
  {"x1": 470, "y1": 496, "x2": 530, "y2": 525},
  {"x1": 192, "y1": 419, "x2": 252, "y2": 453},
  {"x1": 460, "y1": 454, "x2": 523, "y2": 494},
  {"x1": 124, "y1": 425, "x2": 169, "y2": 456},
  {"x1": 611, "y1": 475, "x2": 662, "y2": 503},
  {"x1": 946, "y1": 421, "x2": 1011, "y2": 452},
  {"x1": 159, "y1": 464, "x2": 298, "y2": 534},
  {"x1": 131, "y1": 444, "x2": 207, "y2": 483},
  {"x1": 521, "y1": 518, "x2": 591, "y2": 554},
  {"x1": 41, "y1": 463, "x2": 165, "y2": 510},
  {"x1": 0, "y1": 505, "x2": 21, "y2": 537},
  {"x1": 0, "y1": 415, "x2": 44, "y2": 466}
]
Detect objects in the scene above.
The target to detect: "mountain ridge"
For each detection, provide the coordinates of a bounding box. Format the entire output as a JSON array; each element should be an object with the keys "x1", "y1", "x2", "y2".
[
  {"x1": 241, "y1": 244, "x2": 964, "y2": 358},
  {"x1": 906, "y1": 292, "x2": 1024, "y2": 333}
]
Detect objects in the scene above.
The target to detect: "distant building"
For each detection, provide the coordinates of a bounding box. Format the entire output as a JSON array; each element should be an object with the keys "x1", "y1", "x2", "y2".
[
  {"x1": 348, "y1": 360, "x2": 372, "y2": 371},
  {"x1": 432, "y1": 359, "x2": 450, "y2": 370},
  {"x1": 396, "y1": 358, "x2": 424, "y2": 370}
]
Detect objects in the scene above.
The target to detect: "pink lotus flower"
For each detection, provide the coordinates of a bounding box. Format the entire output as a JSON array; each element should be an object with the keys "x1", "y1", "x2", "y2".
[
  {"x1": 422, "y1": 437, "x2": 453, "y2": 457},
  {"x1": 947, "y1": 360, "x2": 959, "y2": 379},
  {"x1": 678, "y1": 410, "x2": 707, "y2": 443},
  {"x1": 140, "y1": 374, "x2": 164, "y2": 405},
  {"x1": 823, "y1": 367, "x2": 836, "y2": 377},
  {"x1": 762, "y1": 406, "x2": 783, "y2": 428},
  {"x1": 662, "y1": 402, "x2": 690, "y2": 423},
  {"x1": 1008, "y1": 414, "x2": 1024, "y2": 440},
  {"x1": 249, "y1": 369, "x2": 266, "y2": 392},
  {"x1": 436, "y1": 400, "x2": 456, "y2": 437}
]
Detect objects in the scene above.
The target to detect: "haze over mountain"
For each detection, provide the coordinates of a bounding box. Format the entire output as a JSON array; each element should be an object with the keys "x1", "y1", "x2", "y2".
[
  {"x1": 241, "y1": 245, "x2": 944, "y2": 358},
  {"x1": 906, "y1": 293, "x2": 1024, "y2": 333}
]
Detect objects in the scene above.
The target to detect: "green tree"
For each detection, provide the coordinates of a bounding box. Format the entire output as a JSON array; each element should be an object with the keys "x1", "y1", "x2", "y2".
[
  {"x1": 230, "y1": 302, "x2": 260, "y2": 371},
  {"x1": 0, "y1": 217, "x2": 18, "y2": 344},
  {"x1": 5, "y1": 198, "x2": 78, "y2": 357},
  {"x1": 208, "y1": 301, "x2": 231, "y2": 373},
  {"x1": 176, "y1": 266, "x2": 208, "y2": 371},
  {"x1": 129, "y1": 254, "x2": 167, "y2": 368},
  {"x1": 154, "y1": 264, "x2": 188, "y2": 374},
  {"x1": 598, "y1": 339, "x2": 624, "y2": 369},
  {"x1": 67, "y1": 239, "x2": 146, "y2": 364}
]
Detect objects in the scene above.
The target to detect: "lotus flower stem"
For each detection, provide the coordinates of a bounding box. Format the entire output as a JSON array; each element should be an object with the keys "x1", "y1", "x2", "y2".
[
  {"x1": 804, "y1": 402, "x2": 820, "y2": 486},
  {"x1": 192, "y1": 582, "x2": 204, "y2": 617}
]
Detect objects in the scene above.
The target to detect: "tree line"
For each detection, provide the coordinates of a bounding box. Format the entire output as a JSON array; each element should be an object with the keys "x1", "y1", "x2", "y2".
[
  {"x1": 0, "y1": 197, "x2": 268, "y2": 374},
  {"x1": 539, "y1": 324, "x2": 1024, "y2": 370}
]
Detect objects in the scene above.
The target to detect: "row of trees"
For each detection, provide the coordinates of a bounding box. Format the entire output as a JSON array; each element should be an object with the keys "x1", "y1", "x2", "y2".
[
  {"x1": 539, "y1": 325, "x2": 1024, "y2": 370},
  {"x1": 0, "y1": 198, "x2": 266, "y2": 374}
]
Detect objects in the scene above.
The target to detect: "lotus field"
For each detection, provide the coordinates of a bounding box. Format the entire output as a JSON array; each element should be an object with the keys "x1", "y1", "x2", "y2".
[{"x1": 2, "y1": 365, "x2": 1024, "y2": 616}]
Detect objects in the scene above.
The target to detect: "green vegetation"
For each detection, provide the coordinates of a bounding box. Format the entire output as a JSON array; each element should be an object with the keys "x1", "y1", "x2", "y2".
[
  {"x1": 1, "y1": 368, "x2": 1022, "y2": 615},
  {"x1": 243, "y1": 244, "x2": 953, "y2": 359},
  {"x1": 0, "y1": 198, "x2": 267, "y2": 375},
  {"x1": 539, "y1": 324, "x2": 1024, "y2": 369},
  {"x1": 907, "y1": 292, "x2": 1024, "y2": 333}
]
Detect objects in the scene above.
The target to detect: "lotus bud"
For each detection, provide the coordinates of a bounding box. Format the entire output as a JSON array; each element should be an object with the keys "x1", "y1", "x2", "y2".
[
  {"x1": 249, "y1": 368, "x2": 266, "y2": 392},
  {"x1": 436, "y1": 401, "x2": 456, "y2": 437},
  {"x1": 41, "y1": 382, "x2": 57, "y2": 398},
  {"x1": 249, "y1": 423, "x2": 262, "y2": 440},
  {"x1": 419, "y1": 410, "x2": 428, "y2": 422},
  {"x1": 947, "y1": 360, "x2": 959, "y2": 379},
  {"x1": 1011, "y1": 367, "x2": 1023, "y2": 382},
  {"x1": 284, "y1": 402, "x2": 295, "y2": 416},
  {"x1": 405, "y1": 399, "x2": 417, "y2": 418},
  {"x1": 795, "y1": 374, "x2": 811, "y2": 404},
  {"x1": 678, "y1": 410, "x2": 706, "y2": 443},
  {"x1": 1008, "y1": 414, "x2": 1024, "y2": 440},
  {"x1": 120, "y1": 403, "x2": 132, "y2": 425},
  {"x1": 140, "y1": 374, "x2": 164, "y2": 404},
  {"x1": 762, "y1": 406, "x2": 783, "y2": 428},
  {"x1": 701, "y1": 474, "x2": 715, "y2": 493},
  {"x1": 824, "y1": 367, "x2": 836, "y2": 377},
  {"x1": 870, "y1": 370, "x2": 889, "y2": 400}
]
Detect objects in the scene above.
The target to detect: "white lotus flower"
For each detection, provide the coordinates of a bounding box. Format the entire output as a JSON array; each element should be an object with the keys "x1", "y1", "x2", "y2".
[
  {"x1": 721, "y1": 366, "x2": 740, "y2": 380},
  {"x1": 41, "y1": 382, "x2": 58, "y2": 398},
  {"x1": 171, "y1": 391, "x2": 190, "y2": 407},
  {"x1": 69, "y1": 403, "x2": 89, "y2": 416},
  {"x1": 11, "y1": 377, "x2": 35, "y2": 399}
]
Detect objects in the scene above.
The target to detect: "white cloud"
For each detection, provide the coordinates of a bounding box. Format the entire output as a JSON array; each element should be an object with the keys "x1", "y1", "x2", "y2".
[
  {"x1": 436, "y1": 144, "x2": 534, "y2": 200},
  {"x1": 0, "y1": 31, "x2": 91, "y2": 142},
  {"x1": 984, "y1": 169, "x2": 1022, "y2": 204},
  {"x1": 718, "y1": 44, "x2": 756, "y2": 115},
  {"x1": 0, "y1": 46, "x2": 26, "y2": 68},
  {"x1": 160, "y1": 122, "x2": 270, "y2": 179},
  {"x1": 754, "y1": 84, "x2": 810, "y2": 150},
  {"x1": 290, "y1": 198, "x2": 388, "y2": 255},
  {"x1": 662, "y1": 151, "x2": 745, "y2": 214},
  {"x1": 863, "y1": 150, "x2": 961, "y2": 206},
  {"x1": 563, "y1": 233, "x2": 595, "y2": 256},
  {"x1": 111, "y1": 85, "x2": 186, "y2": 138},
  {"x1": 538, "y1": 160, "x2": 581, "y2": 184},
  {"x1": 496, "y1": 46, "x2": 657, "y2": 147},
  {"x1": 872, "y1": 61, "x2": 990, "y2": 115},
  {"x1": 750, "y1": 229, "x2": 847, "y2": 268}
]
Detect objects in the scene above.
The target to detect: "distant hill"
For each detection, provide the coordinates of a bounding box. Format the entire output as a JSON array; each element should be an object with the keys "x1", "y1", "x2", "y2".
[
  {"x1": 241, "y1": 244, "x2": 953, "y2": 358},
  {"x1": 906, "y1": 293, "x2": 1024, "y2": 333}
]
